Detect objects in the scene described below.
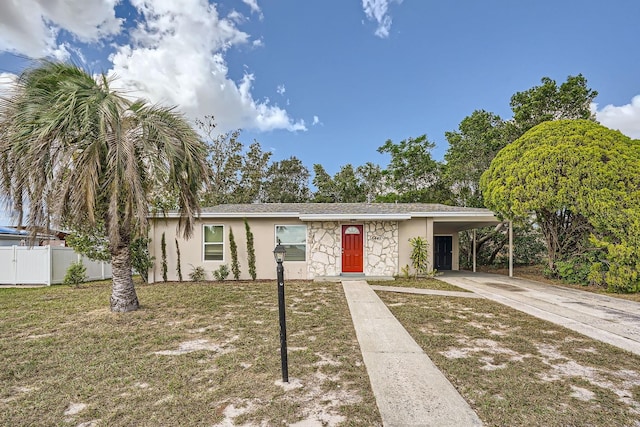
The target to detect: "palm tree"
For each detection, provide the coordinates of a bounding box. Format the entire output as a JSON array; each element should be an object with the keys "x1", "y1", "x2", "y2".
[{"x1": 0, "y1": 61, "x2": 209, "y2": 312}]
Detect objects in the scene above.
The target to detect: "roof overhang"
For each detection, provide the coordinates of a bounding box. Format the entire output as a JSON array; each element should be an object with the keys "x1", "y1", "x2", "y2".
[
  {"x1": 152, "y1": 208, "x2": 501, "y2": 225},
  {"x1": 415, "y1": 212, "x2": 500, "y2": 219},
  {"x1": 299, "y1": 214, "x2": 412, "y2": 222},
  {"x1": 157, "y1": 212, "x2": 302, "y2": 219}
]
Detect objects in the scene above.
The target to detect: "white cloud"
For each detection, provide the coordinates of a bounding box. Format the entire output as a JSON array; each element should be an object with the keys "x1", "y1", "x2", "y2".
[
  {"x1": 362, "y1": 0, "x2": 402, "y2": 38},
  {"x1": 594, "y1": 96, "x2": 640, "y2": 139},
  {"x1": 276, "y1": 84, "x2": 286, "y2": 95},
  {"x1": 227, "y1": 10, "x2": 245, "y2": 24},
  {"x1": 242, "y1": 0, "x2": 261, "y2": 15},
  {"x1": 0, "y1": 0, "x2": 304, "y2": 134},
  {"x1": 0, "y1": 0, "x2": 122, "y2": 57},
  {"x1": 0, "y1": 72, "x2": 18, "y2": 99},
  {"x1": 108, "y1": 0, "x2": 304, "y2": 133},
  {"x1": 312, "y1": 115, "x2": 320, "y2": 126}
]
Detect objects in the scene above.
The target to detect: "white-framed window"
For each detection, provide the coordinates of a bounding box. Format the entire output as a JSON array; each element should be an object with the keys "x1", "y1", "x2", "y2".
[
  {"x1": 275, "y1": 225, "x2": 307, "y2": 261},
  {"x1": 203, "y1": 225, "x2": 224, "y2": 261}
]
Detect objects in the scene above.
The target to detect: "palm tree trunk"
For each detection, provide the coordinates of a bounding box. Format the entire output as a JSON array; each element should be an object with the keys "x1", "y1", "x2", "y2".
[{"x1": 110, "y1": 243, "x2": 139, "y2": 312}]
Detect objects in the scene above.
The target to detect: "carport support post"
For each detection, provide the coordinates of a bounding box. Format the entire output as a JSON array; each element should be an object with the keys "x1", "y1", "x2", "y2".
[
  {"x1": 472, "y1": 229, "x2": 476, "y2": 273},
  {"x1": 508, "y1": 220, "x2": 513, "y2": 277}
]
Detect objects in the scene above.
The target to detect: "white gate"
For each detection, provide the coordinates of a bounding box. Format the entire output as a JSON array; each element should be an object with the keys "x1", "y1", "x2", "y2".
[{"x1": 0, "y1": 246, "x2": 111, "y2": 285}]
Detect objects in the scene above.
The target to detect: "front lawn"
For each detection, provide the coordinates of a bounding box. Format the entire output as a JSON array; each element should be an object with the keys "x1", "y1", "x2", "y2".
[
  {"x1": 379, "y1": 287, "x2": 640, "y2": 427},
  {"x1": 0, "y1": 280, "x2": 381, "y2": 426}
]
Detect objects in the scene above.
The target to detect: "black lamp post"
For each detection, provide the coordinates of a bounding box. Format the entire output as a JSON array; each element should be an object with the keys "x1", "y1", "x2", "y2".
[{"x1": 273, "y1": 243, "x2": 289, "y2": 383}]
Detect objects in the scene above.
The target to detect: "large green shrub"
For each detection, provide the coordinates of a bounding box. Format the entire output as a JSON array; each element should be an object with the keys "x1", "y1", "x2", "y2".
[{"x1": 550, "y1": 253, "x2": 596, "y2": 285}]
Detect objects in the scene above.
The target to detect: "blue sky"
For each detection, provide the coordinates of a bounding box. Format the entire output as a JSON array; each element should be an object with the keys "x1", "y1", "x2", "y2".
[{"x1": 0, "y1": 0, "x2": 639, "y2": 209}]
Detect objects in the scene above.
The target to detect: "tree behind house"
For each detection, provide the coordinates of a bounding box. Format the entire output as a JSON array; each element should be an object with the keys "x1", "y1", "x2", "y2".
[
  {"x1": 444, "y1": 74, "x2": 598, "y2": 268},
  {"x1": 262, "y1": 157, "x2": 311, "y2": 202}
]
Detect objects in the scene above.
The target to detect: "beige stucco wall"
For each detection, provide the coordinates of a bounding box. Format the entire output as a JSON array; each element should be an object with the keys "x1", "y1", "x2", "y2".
[
  {"x1": 149, "y1": 217, "x2": 309, "y2": 282},
  {"x1": 149, "y1": 216, "x2": 464, "y2": 282},
  {"x1": 398, "y1": 219, "x2": 427, "y2": 273},
  {"x1": 398, "y1": 219, "x2": 464, "y2": 274}
]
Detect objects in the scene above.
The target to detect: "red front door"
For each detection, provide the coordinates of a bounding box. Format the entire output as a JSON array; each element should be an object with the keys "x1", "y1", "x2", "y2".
[{"x1": 342, "y1": 225, "x2": 363, "y2": 273}]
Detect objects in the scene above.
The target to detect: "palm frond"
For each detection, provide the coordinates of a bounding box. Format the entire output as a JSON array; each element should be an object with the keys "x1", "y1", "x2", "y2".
[{"x1": 0, "y1": 60, "x2": 208, "y2": 247}]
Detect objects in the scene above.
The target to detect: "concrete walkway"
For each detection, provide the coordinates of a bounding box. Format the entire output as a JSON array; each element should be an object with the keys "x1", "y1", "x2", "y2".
[
  {"x1": 439, "y1": 271, "x2": 640, "y2": 356},
  {"x1": 342, "y1": 280, "x2": 482, "y2": 427}
]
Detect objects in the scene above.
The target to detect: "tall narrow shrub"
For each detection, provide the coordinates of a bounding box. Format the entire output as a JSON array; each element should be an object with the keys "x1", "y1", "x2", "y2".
[
  {"x1": 244, "y1": 218, "x2": 257, "y2": 280},
  {"x1": 409, "y1": 236, "x2": 429, "y2": 278},
  {"x1": 175, "y1": 238, "x2": 183, "y2": 282},
  {"x1": 229, "y1": 227, "x2": 240, "y2": 280},
  {"x1": 161, "y1": 232, "x2": 168, "y2": 282}
]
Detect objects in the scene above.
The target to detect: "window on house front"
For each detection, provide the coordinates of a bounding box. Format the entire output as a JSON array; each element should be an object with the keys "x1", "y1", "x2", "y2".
[
  {"x1": 275, "y1": 225, "x2": 306, "y2": 261},
  {"x1": 203, "y1": 225, "x2": 224, "y2": 261}
]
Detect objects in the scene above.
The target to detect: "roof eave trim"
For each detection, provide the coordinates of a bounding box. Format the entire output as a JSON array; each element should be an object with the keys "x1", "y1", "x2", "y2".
[
  {"x1": 151, "y1": 212, "x2": 302, "y2": 219},
  {"x1": 298, "y1": 214, "x2": 412, "y2": 221},
  {"x1": 413, "y1": 211, "x2": 499, "y2": 218}
]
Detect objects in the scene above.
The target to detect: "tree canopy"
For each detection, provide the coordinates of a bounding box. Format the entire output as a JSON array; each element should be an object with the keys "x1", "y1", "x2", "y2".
[
  {"x1": 377, "y1": 135, "x2": 452, "y2": 203},
  {"x1": 480, "y1": 120, "x2": 640, "y2": 290},
  {"x1": 312, "y1": 164, "x2": 370, "y2": 203},
  {"x1": 509, "y1": 74, "x2": 598, "y2": 135},
  {"x1": 444, "y1": 110, "x2": 507, "y2": 207},
  {"x1": 262, "y1": 156, "x2": 311, "y2": 202}
]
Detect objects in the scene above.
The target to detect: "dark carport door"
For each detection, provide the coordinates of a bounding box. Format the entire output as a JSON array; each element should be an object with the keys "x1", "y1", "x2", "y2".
[{"x1": 434, "y1": 236, "x2": 452, "y2": 270}]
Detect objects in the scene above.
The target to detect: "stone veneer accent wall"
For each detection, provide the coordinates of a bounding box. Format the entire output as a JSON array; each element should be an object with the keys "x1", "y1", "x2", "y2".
[
  {"x1": 307, "y1": 221, "x2": 399, "y2": 278},
  {"x1": 365, "y1": 221, "x2": 398, "y2": 276},
  {"x1": 308, "y1": 222, "x2": 341, "y2": 278}
]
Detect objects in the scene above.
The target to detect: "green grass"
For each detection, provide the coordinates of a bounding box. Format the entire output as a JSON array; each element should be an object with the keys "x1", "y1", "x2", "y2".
[
  {"x1": 8, "y1": 275, "x2": 639, "y2": 426},
  {"x1": 378, "y1": 289, "x2": 640, "y2": 427},
  {"x1": 0, "y1": 280, "x2": 381, "y2": 426}
]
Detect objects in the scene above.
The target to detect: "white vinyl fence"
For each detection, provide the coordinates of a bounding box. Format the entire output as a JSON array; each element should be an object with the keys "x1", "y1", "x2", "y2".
[{"x1": 0, "y1": 245, "x2": 112, "y2": 285}]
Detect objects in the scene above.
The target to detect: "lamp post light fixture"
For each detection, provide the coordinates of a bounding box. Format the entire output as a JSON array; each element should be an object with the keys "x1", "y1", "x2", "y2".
[{"x1": 273, "y1": 243, "x2": 289, "y2": 383}]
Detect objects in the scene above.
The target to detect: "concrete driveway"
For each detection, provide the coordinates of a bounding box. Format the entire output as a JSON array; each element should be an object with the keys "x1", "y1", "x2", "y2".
[{"x1": 438, "y1": 271, "x2": 640, "y2": 356}]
